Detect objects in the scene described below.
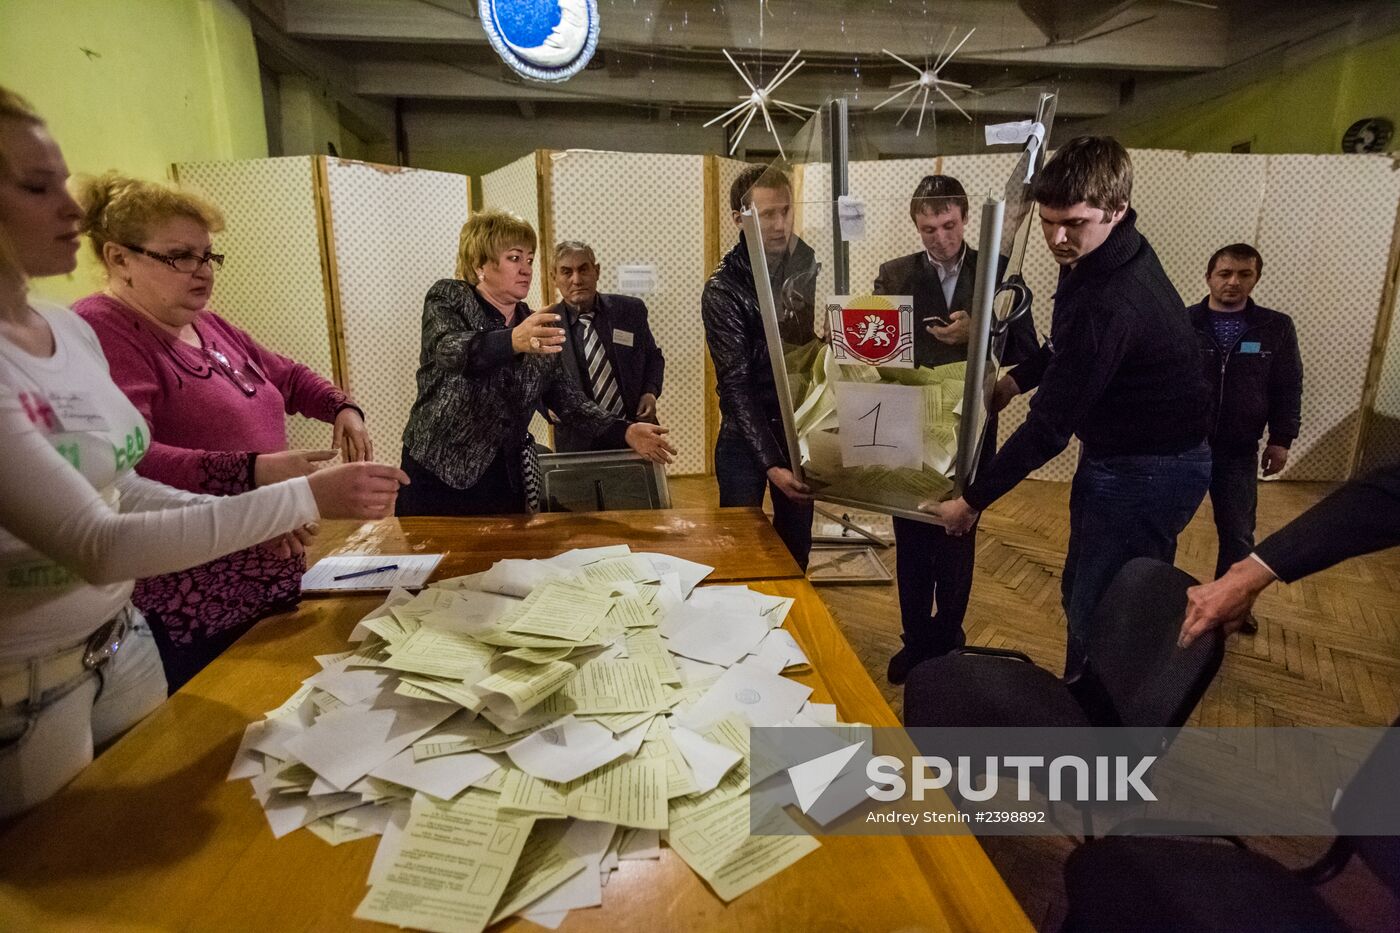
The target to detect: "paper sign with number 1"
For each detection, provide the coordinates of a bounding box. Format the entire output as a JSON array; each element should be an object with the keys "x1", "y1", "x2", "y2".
[{"x1": 834, "y1": 382, "x2": 924, "y2": 470}]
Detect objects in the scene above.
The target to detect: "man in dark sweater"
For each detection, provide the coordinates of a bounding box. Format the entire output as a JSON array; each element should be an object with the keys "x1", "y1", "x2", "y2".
[
  {"x1": 702, "y1": 165, "x2": 816, "y2": 569},
  {"x1": 1190, "y1": 243, "x2": 1303, "y2": 617},
  {"x1": 926, "y1": 136, "x2": 1212, "y2": 678},
  {"x1": 873, "y1": 174, "x2": 1040, "y2": 684},
  {"x1": 1178, "y1": 464, "x2": 1400, "y2": 647}
]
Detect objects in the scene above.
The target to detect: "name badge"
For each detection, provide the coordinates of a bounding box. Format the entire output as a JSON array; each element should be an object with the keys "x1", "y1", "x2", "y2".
[
  {"x1": 613, "y1": 329, "x2": 635, "y2": 347},
  {"x1": 47, "y1": 391, "x2": 110, "y2": 432},
  {"x1": 1239, "y1": 341, "x2": 1262, "y2": 354}
]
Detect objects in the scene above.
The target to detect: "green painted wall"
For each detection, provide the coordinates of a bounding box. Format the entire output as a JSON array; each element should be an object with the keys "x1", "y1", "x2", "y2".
[
  {"x1": 0, "y1": 0, "x2": 268, "y2": 302},
  {"x1": 279, "y1": 74, "x2": 367, "y2": 162},
  {"x1": 1121, "y1": 32, "x2": 1400, "y2": 154}
]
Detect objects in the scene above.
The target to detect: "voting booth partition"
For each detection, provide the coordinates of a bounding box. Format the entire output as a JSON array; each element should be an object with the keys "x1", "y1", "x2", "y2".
[
  {"x1": 176, "y1": 149, "x2": 1398, "y2": 486},
  {"x1": 172, "y1": 156, "x2": 472, "y2": 467},
  {"x1": 1358, "y1": 203, "x2": 1400, "y2": 475},
  {"x1": 769, "y1": 146, "x2": 1400, "y2": 487},
  {"x1": 484, "y1": 149, "x2": 712, "y2": 476}
]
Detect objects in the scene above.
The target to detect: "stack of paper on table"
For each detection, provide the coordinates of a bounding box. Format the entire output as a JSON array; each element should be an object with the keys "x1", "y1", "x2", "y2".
[{"x1": 228, "y1": 544, "x2": 867, "y2": 933}]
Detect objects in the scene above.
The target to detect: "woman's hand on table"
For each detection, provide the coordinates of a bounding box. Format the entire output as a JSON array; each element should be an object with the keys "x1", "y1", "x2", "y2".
[
  {"x1": 332, "y1": 408, "x2": 373, "y2": 462},
  {"x1": 254, "y1": 448, "x2": 338, "y2": 486},
  {"x1": 308, "y1": 463, "x2": 410, "y2": 520},
  {"x1": 625, "y1": 422, "x2": 677, "y2": 465},
  {"x1": 511, "y1": 311, "x2": 566, "y2": 355}
]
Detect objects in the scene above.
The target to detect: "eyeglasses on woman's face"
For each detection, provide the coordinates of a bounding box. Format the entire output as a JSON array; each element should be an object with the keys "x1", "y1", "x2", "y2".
[{"x1": 122, "y1": 243, "x2": 225, "y2": 274}]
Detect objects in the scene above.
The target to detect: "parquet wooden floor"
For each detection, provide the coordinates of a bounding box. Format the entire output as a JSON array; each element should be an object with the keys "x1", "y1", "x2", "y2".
[{"x1": 669, "y1": 475, "x2": 1400, "y2": 932}]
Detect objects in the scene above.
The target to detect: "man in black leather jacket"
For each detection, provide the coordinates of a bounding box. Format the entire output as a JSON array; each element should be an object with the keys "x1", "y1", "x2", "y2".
[{"x1": 702, "y1": 164, "x2": 817, "y2": 569}]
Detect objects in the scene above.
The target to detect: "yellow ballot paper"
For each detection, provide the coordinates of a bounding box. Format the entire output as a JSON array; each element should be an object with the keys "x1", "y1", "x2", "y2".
[
  {"x1": 667, "y1": 793, "x2": 820, "y2": 903},
  {"x1": 505, "y1": 582, "x2": 612, "y2": 642},
  {"x1": 624, "y1": 629, "x2": 682, "y2": 687},
  {"x1": 490, "y1": 822, "x2": 589, "y2": 923},
  {"x1": 354, "y1": 789, "x2": 534, "y2": 933},
  {"x1": 500, "y1": 757, "x2": 669, "y2": 830},
  {"x1": 571, "y1": 554, "x2": 659, "y2": 586},
  {"x1": 475, "y1": 660, "x2": 577, "y2": 720},
  {"x1": 380, "y1": 629, "x2": 496, "y2": 680},
  {"x1": 544, "y1": 659, "x2": 669, "y2": 714}
]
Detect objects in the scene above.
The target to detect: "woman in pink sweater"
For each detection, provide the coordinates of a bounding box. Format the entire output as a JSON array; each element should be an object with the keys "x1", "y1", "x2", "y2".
[{"x1": 74, "y1": 173, "x2": 373, "y2": 691}]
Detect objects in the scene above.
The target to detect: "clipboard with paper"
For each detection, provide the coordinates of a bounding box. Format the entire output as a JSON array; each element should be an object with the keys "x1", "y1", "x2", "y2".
[{"x1": 741, "y1": 93, "x2": 1057, "y2": 525}]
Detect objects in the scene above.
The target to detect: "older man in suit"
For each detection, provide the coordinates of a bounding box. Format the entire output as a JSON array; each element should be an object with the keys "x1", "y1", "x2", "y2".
[
  {"x1": 545, "y1": 240, "x2": 666, "y2": 452},
  {"x1": 874, "y1": 174, "x2": 1039, "y2": 684}
]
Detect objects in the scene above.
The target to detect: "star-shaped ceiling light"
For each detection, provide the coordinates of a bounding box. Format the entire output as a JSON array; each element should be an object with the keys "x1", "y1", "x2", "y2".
[
  {"x1": 875, "y1": 27, "x2": 981, "y2": 136},
  {"x1": 705, "y1": 48, "x2": 819, "y2": 160}
]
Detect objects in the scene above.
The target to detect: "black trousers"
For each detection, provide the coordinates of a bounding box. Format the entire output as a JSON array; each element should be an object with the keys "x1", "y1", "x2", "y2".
[
  {"x1": 889, "y1": 422, "x2": 1004, "y2": 661},
  {"x1": 1209, "y1": 449, "x2": 1260, "y2": 579},
  {"x1": 892, "y1": 516, "x2": 975, "y2": 658},
  {"x1": 713, "y1": 424, "x2": 813, "y2": 571},
  {"x1": 396, "y1": 448, "x2": 526, "y2": 517}
]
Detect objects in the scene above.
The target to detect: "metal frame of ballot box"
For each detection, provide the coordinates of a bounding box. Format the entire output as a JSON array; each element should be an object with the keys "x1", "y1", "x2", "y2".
[{"x1": 742, "y1": 93, "x2": 1056, "y2": 526}]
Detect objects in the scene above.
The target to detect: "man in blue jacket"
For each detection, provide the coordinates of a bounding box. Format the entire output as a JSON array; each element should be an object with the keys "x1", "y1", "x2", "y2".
[{"x1": 1190, "y1": 243, "x2": 1303, "y2": 631}]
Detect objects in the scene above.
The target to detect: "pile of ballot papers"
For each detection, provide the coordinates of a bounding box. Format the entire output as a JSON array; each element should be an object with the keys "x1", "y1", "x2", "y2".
[{"x1": 227, "y1": 545, "x2": 866, "y2": 933}]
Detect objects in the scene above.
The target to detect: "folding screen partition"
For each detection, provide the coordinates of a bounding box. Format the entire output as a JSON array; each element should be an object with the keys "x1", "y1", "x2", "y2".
[
  {"x1": 480, "y1": 153, "x2": 553, "y2": 446},
  {"x1": 1358, "y1": 233, "x2": 1400, "y2": 474},
  {"x1": 173, "y1": 156, "x2": 471, "y2": 468},
  {"x1": 178, "y1": 148, "x2": 1391, "y2": 487},
  {"x1": 539, "y1": 150, "x2": 711, "y2": 476},
  {"x1": 481, "y1": 153, "x2": 547, "y2": 311},
  {"x1": 320, "y1": 159, "x2": 471, "y2": 469},
  {"x1": 172, "y1": 156, "x2": 338, "y2": 454},
  {"x1": 798, "y1": 148, "x2": 1400, "y2": 484}
]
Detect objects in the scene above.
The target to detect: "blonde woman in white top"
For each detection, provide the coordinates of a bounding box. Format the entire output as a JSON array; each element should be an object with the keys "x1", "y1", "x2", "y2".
[{"x1": 0, "y1": 87, "x2": 410, "y2": 817}]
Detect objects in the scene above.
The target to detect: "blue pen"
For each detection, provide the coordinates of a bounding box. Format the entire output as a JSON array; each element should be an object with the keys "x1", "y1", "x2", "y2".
[{"x1": 333, "y1": 563, "x2": 399, "y2": 581}]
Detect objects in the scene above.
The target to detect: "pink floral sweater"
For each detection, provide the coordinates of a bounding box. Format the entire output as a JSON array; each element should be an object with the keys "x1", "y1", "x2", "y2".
[{"x1": 74, "y1": 293, "x2": 356, "y2": 648}]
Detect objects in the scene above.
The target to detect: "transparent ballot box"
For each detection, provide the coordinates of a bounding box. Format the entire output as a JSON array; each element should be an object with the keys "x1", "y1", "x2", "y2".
[
  {"x1": 742, "y1": 95, "x2": 1056, "y2": 523},
  {"x1": 537, "y1": 450, "x2": 671, "y2": 513}
]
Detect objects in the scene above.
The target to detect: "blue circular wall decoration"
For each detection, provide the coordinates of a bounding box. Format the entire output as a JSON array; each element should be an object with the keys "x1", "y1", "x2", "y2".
[{"x1": 480, "y1": 0, "x2": 600, "y2": 83}]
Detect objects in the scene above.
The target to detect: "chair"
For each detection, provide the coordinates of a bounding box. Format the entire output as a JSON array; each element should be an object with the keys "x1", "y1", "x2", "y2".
[
  {"x1": 904, "y1": 557, "x2": 1226, "y2": 738},
  {"x1": 902, "y1": 558, "x2": 1226, "y2": 835},
  {"x1": 1060, "y1": 716, "x2": 1400, "y2": 933}
]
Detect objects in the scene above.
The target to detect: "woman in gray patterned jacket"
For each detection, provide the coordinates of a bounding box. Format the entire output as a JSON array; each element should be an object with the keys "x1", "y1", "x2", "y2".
[{"x1": 398, "y1": 210, "x2": 675, "y2": 515}]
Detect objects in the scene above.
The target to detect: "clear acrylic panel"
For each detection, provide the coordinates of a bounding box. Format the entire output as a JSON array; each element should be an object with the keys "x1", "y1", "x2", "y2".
[{"x1": 741, "y1": 92, "x2": 1057, "y2": 523}]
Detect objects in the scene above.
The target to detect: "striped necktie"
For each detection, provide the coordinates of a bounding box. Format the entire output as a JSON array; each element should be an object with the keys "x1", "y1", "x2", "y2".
[{"x1": 577, "y1": 310, "x2": 625, "y2": 416}]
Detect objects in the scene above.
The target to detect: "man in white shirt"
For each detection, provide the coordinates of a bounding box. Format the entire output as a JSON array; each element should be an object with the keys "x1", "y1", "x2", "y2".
[{"x1": 872, "y1": 175, "x2": 1039, "y2": 684}]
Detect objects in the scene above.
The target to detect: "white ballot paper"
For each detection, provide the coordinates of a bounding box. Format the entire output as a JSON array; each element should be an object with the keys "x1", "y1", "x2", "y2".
[
  {"x1": 506, "y1": 716, "x2": 628, "y2": 783},
  {"x1": 302, "y1": 554, "x2": 444, "y2": 593},
  {"x1": 283, "y1": 694, "x2": 457, "y2": 791},
  {"x1": 676, "y1": 660, "x2": 813, "y2": 731},
  {"x1": 665, "y1": 611, "x2": 769, "y2": 667},
  {"x1": 369, "y1": 747, "x2": 499, "y2": 801},
  {"x1": 670, "y1": 724, "x2": 744, "y2": 794}
]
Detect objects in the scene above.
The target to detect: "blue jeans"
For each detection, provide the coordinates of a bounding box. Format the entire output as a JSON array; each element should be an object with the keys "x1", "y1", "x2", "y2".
[
  {"x1": 0, "y1": 614, "x2": 167, "y2": 818},
  {"x1": 1062, "y1": 443, "x2": 1212, "y2": 678},
  {"x1": 1209, "y1": 449, "x2": 1259, "y2": 579},
  {"x1": 714, "y1": 425, "x2": 813, "y2": 571}
]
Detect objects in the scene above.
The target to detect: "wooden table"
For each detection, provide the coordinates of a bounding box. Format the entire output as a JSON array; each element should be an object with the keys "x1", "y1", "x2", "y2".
[
  {"x1": 308, "y1": 508, "x2": 804, "y2": 583},
  {"x1": 0, "y1": 509, "x2": 1029, "y2": 933}
]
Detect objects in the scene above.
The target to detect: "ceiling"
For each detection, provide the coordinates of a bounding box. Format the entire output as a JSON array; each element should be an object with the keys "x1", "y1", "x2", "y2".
[{"x1": 248, "y1": 0, "x2": 1398, "y2": 162}]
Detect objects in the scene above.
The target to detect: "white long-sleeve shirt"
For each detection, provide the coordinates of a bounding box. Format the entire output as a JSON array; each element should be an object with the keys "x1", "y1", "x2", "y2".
[{"x1": 0, "y1": 301, "x2": 320, "y2": 664}]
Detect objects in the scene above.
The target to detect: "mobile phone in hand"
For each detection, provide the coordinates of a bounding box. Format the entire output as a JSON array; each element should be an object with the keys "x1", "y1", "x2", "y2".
[{"x1": 923, "y1": 315, "x2": 951, "y2": 328}]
